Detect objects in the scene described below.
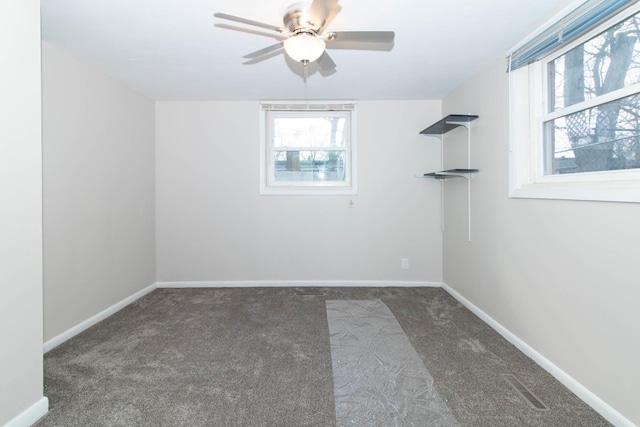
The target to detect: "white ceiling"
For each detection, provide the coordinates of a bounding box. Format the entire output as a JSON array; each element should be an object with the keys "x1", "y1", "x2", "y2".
[{"x1": 41, "y1": 0, "x2": 574, "y2": 101}]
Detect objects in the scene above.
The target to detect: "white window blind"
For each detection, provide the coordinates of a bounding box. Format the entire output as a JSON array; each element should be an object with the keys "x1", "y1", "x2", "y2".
[
  {"x1": 260, "y1": 102, "x2": 356, "y2": 112},
  {"x1": 508, "y1": 0, "x2": 636, "y2": 71}
]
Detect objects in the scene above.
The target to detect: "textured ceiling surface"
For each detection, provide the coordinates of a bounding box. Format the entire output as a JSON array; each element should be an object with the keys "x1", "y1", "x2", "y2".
[{"x1": 41, "y1": 0, "x2": 575, "y2": 101}]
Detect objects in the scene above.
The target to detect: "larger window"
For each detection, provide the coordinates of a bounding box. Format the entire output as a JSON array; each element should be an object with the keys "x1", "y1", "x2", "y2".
[
  {"x1": 260, "y1": 102, "x2": 357, "y2": 195},
  {"x1": 509, "y1": 1, "x2": 640, "y2": 203}
]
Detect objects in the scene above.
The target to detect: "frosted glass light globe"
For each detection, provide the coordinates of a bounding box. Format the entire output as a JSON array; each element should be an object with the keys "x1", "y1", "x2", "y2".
[{"x1": 283, "y1": 33, "x2": 326, "y2": 63}]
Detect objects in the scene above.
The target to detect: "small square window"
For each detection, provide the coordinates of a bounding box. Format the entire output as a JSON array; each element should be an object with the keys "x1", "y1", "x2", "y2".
[{"x1": 260, "y1": 103, "x2": 357, "y2": 195}]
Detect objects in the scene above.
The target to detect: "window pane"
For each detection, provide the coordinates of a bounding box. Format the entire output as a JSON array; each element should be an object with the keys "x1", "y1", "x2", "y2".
[
  {"x1": 544, "y1": 93, "x2": 640, "y2": 175},
  {"x1": 273, "y1": 117, "x2": 346, "y2": 148},
  {"x1": 548, "y1": 11, "x2": 640, "y2": 112},
  {"x1": 273, "y1": 150, "x2": 346, "y2": 182}
]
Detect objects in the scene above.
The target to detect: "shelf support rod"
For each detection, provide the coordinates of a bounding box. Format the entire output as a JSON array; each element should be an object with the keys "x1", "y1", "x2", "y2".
[
  {"x1": 447, "y1": 121, "x2": 472, "y2": 242},
  {"x1": 467, "y1": 121, "x2": 471, "y2": 242},
  {"x1": 440, "y1": 133, "x2": 445, "y2": 233},
  {"x1": 420, "y1": 133, "x2": 446, "y2": 233}
]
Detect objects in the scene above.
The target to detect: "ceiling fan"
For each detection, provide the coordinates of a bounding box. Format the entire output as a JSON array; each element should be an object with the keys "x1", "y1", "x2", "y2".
[{"x1": 214, "y1": 0, "x2": 395, "y2": 70}]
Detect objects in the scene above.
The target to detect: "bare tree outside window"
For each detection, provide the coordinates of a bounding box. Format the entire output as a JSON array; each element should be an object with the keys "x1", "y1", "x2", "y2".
[{"x1": 545, "y1": 11, "x2": 640, "y2": 174}]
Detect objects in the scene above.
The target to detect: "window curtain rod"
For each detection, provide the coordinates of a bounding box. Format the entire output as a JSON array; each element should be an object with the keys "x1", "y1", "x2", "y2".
[{"x1": 507, "y1": 0, "x2": 637, "y2": 72}]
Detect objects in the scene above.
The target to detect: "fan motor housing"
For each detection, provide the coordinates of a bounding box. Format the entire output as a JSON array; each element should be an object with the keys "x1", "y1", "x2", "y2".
[{"x1": 283, "y1": 2, "x2": 316, "y2": 32}]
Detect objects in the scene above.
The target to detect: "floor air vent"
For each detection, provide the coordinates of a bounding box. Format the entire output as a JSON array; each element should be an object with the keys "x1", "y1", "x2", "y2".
[
  {"x1": 501, "y1": 373, "x2": 549, "y2": 411},
  {"x1": 292, "y1": 288, "x2": 326, "y2": 296}
]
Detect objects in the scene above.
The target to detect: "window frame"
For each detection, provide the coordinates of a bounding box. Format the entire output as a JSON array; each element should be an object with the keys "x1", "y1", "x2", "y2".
[
  {"x1": 259, "y1": 102, "x2": 358, "y2": 196},
  {"x1": 509, "y1": 2, "x2": 640, "y2": 203}
]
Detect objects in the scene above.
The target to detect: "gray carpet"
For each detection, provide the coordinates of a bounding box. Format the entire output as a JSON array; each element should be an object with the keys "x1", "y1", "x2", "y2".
[{"x1": 36, "y1": 287, "x2": 610, "y2": 426}]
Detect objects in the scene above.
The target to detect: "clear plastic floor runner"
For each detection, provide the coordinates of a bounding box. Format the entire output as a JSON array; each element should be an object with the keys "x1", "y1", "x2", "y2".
[{"x1": 326, "y1": 299, "x2": 459, "y2": 426}]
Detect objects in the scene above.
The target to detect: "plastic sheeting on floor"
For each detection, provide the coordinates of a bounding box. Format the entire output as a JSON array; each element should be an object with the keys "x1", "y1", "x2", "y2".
[{"x1": 326, "y1": 299, "x2": 459, "y2": 426}]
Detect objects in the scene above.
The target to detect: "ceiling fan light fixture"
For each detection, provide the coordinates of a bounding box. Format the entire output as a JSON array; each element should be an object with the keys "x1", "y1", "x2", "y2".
[{"x1": 283, "y1": 33, "x2": 326, "y2": 63}]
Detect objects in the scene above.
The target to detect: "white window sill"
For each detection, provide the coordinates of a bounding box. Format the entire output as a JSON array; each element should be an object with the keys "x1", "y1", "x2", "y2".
[
  {"x1": 509, "y1": 179, "x2": 640, "y2": 203},
  {"x1": 260, "y1": 185, "x2": 357, "y2": 196}
]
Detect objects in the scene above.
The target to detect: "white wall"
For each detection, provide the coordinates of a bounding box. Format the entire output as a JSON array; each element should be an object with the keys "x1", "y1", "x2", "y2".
[
  {"x1": 0, "y1": 1, "x2": 48, "y2": 425},
  {"x1": 42, "y1": 42, "x2": 156, "y2": 342},
  {"x1": 156, "y1": 101, "x2": 443, "y2": 283},
  {"x1": 442, "y1": 58, "x2": 640, "y2": 425}
]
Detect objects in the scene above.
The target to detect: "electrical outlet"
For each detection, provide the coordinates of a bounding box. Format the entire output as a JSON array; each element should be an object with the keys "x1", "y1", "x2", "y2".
[{"x1": 401, "y1": 258, "x2": 409, "y2": 269}]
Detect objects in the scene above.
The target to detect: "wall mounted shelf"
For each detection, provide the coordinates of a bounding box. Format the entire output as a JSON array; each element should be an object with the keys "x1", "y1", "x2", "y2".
[
  {"x1": 419, "y1": 114, "x2": 479, "y2": 241},
  {"x1": 422, "y1": 168, "x2": 479, "y2": 180},
  {"x1": 420, "y1": 114, "x2": 479, "y2": 135}
]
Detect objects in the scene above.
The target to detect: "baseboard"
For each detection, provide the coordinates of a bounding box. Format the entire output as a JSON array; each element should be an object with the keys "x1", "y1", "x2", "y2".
[
  {"x1": 156, "y1": 280, "x2": 443, "y2": 288},
  {"x1": 43, "y1": 283, "x2": 157, "y2": 353},
  {"x1": 43, "y1": 281, "x2": 437, "y2": 352},
  {"x1": 441, "y1": 283, "x2": 635, "y2": 427},
  {"x1": 4, "y1": 396, "x2": 49, "y2": 427}
]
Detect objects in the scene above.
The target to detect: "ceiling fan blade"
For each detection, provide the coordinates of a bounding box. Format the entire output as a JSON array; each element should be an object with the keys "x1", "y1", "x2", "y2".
[
  {"x1": 316, "y1": 51, "x2": 336, "y2": 71},
  {"x1": 214, "y1": 12, "x2": 287, "y2": 34},
  {"x1": 243, "y1": 49, "x2": 283, "y2": 65},
  {"x1": 215, "y1": 24, "x2": 287, "y2": 41},
  {"x1": 328, "y1": 31, "x2": 395, "y2": 43},
  {"x1": 243, "y1": 42, "x2": 285, "y2": 59},
  {"x1": 307, "y1": 0, "x2": 341, "y2": 33}
]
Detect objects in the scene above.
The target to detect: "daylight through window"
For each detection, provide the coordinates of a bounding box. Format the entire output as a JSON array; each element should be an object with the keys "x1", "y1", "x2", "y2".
[
  {"x1": 508, "y1": 1, "x2": 640, "y2": 203},
  {"x1": 543, "y1": 9, "x2": 640, "y2": 175},
  {"x1": 260, "y1": 103, "x2": 357, "y2": 195}
]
